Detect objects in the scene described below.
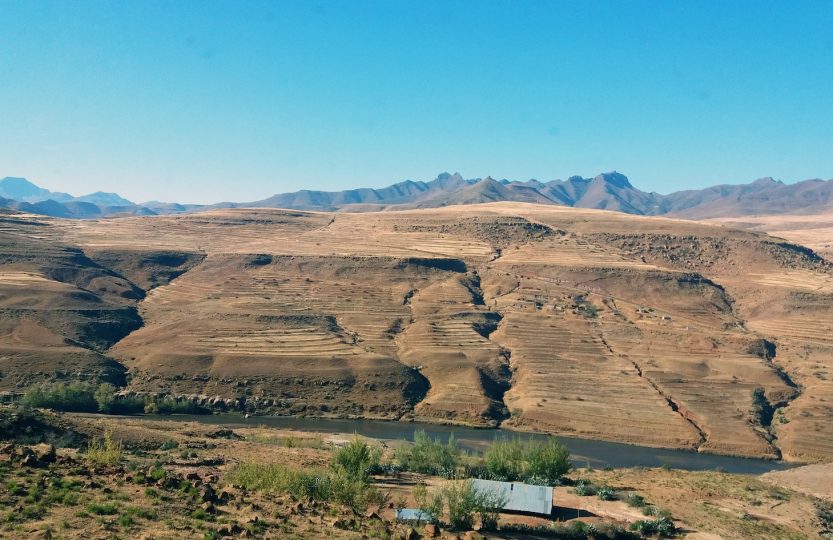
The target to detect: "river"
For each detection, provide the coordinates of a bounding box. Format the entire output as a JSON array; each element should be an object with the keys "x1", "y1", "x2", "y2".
[{"x1": 144, "y1": 414, "x2": 792, "y2": 474}]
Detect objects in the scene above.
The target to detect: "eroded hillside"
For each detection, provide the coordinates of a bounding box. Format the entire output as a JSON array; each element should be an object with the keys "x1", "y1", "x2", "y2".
[{"x1": 2, "y1": 203, "x2": 832, "y2": 462}]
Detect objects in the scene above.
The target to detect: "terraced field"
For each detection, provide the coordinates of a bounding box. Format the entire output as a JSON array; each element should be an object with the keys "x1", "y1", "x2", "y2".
[
  {"x1": 494, "y1": 311, "x2": 702, "y2": 450},
  {"x1": 2, "y1": 202, "x2": 833, "y2": 461}
]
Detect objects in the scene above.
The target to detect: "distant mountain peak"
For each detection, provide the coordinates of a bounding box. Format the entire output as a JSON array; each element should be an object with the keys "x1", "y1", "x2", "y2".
[
  {"x1": 1, "y1": 176, "x2": 39, "y2": 188},
  {"x1": 436, "y1": 172, "x2": 464, "y2": 182},
  {"x1": 0, "y1": 176, "x2": 72, "y2": 203},
  {"x1": 751, "y1": 177, "x2": 782, "y2": 186},
  {"x1": 594, "y1": 171, "x2": 633, "y2": 189},
  {"x1": 567, "y1": 175, "x2": 590, "y2": 183},
  {"x1": 75, "y1": 191, "x2": 134, "y2": 206}
]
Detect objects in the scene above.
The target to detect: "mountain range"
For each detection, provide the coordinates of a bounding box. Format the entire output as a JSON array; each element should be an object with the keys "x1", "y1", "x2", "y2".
[{"x1": 2, "y1": 172, "x2": 833, "y2": 220}]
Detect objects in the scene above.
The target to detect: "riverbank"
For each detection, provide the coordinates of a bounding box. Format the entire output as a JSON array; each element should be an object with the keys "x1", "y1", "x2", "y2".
[
  {"x1": 1, "y1": 410, "x2": 828, "y2": 540},
  {"x1": 89, "y1": 413, "x2": 794, "y2": 475}
]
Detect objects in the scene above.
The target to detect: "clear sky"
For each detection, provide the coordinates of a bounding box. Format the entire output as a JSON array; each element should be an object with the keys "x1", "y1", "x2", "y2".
[{"x1": 2, "y1": 1, "x2": 832, "y2": 204}]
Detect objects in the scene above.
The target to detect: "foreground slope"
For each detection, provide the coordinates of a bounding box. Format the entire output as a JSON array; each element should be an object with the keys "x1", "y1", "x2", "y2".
[{"x1": 2, "y1": 203, "x2": 832, "y2": 461}]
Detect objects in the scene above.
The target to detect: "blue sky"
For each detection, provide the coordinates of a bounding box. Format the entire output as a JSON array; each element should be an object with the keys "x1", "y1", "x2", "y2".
[{"x1": 2, "y1": 1, "x2": 832, "y2": 204}]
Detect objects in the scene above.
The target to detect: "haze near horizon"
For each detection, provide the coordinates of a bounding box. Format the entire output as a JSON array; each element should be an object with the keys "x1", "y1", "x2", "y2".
[{"x1": 1, "y1": 1, "x2": 832, "y2": 204}]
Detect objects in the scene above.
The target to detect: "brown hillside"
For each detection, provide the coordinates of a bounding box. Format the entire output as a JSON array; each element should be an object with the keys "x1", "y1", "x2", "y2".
[{"x1": 2, "y1": 203, "x2": 832, "y2": 461}]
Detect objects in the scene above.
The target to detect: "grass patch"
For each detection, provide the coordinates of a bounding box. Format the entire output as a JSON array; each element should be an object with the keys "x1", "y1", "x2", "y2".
[
  {"x1": 86, "y1": 502, "x2": 118, "y2": 515},
  {"x1": 227, "y1": 459, "x2": 388, "y2": 517}
]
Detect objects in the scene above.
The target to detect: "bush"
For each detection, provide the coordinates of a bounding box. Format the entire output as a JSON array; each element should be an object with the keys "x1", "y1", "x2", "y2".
[
  {"x1": 330, "y1": 470, "x2": 388, "y2": 517},
  {"x1": 85, "y1": 431, "x2": 124, "y2": 466},
  {"x1": 572, "y1": 480, "x2": 595, "y2": 496},
  {"x1": 525, "y1": 438, "x2": 572, "y2": 482},
  {"x1": 396, "y1": 431, "x2": 460, "y2": 477},
  {"x1": 472, "y1": 484, "x2": 506, "y2": 531},
  {"x1": 483, "y1": 438, "x2": 524, "y2": 480},
  {"x1": 159, "y1": 439, "x2": 179, "y2": 451},
  {"x1": 87, "y1": 502, "x2": 118, "y2": 515},
  {"x1": 596, "y1": 486, "x2": 616, "y2": 501},
  {"x1": 413, "y1": 483, "x2": 444, "y2": 524},
  {"x1": 331, "y1": 437, "x2": 381, "y2": 482},
  {"x1": 626, "y1": 493, "x2": 646, "y2": 508},
  {"x1": 414, "y1": 480, "x2": 507, "y2": 531},
  {"x1": 482, "y1": 437, "x2": 570, "y2": 484},
  {"x1": 630, "y1": 517, "x2": 676, "y2": 537},
  {"x1": 443, "y1": 480, "x2": 479, "y2": 531}
]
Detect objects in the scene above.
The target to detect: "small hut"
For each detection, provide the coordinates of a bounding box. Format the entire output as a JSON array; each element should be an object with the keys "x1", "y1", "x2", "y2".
[{"x1": 471, "y1": 479, "x2": 553, "y2": 516}]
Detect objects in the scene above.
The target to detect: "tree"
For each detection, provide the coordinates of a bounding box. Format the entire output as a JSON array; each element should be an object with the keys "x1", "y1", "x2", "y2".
[
  {"x1": 331, "y1": 436, "x2": 381, "y2": 482},
  {"x1": 95, "y1": 383, "x2": 117, "y2": 413}
]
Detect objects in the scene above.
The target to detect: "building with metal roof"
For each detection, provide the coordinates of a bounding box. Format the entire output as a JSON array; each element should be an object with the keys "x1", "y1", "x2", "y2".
[{"x1": 471, "y1": 479, "x2": 553, "y2": 516}]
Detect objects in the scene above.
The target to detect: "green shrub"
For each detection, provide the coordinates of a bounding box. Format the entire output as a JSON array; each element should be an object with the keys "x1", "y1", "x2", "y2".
[
  {"x1": 85, "y1": 431, "x2": 124, "y2": 466},
  {"x1": 159, "y1": 439, "x2": 179, "y2": 451},
  {"x1": 125, "y1": 506, "x2": 157, "y2": 520},
  {"x1": 330, "y1": 470, "x2": 388, "y2": 517},
  {"x1": 596, "y1": 486, "x2": 616, "y2": 501},
  {"x1": 396, "y1": 431, "x2": 460, "y2": 477},
  {"x1": 86, "y1": 502, "x2": 118, "y2": 515},
  {"x1": 626, "y1": 493, "x2": 646, "y2": 508},
  {"x1": 331, "y1": 437, "x2": 381, "y2": 482},
  {"x1": 572, "y1": 480, "x2": 595, "y2": 496},
  {"x1": 413, "y1": 480, "x2": 507, "y2": 531},
  {"x1": 21, "y1": 504, "x2": 46, "y2": 520},
  {"x1": 483, "y1": 438, "x2": 524, "y2": 480},
  {"x1": 483, "y1": 437, "x2": 571, "y2": 484},
  {"x1": 568, "y1": 521, "x2": 597, "y2": 537},
  {"x1": 413, "y1": 483, "x2": 444, "y2": 524},
  {"x1": 191, "y1": 508, "x2": 211, "y2": 521},
  {"x1": 630, "y1": 517, "x2": 676, "y2": 537},
  {"x1": 526, "y1": 438, "x2": 571, "y2": 481},
  {"x1": 443, "y1": 480, "x2": 479, "y2": 531},
  {"x1": 472, "y1": 484, "x2": 506, "y2": 531}
]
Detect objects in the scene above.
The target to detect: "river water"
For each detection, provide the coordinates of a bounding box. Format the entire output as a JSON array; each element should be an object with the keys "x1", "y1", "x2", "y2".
[{"x1": 146, "y1": 414, "x2": 792, "y2": 474}]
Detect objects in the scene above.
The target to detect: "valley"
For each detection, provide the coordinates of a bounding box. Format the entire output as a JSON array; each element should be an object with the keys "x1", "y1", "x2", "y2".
[{"x1": 2, "y1": 202, "x2": 832, "y2": 463}]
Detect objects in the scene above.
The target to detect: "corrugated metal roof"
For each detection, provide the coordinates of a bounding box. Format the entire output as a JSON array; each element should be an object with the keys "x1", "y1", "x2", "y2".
[
  {"x1": 472, "y1": 479, "x2": 553, "y2": 515},
  {"x1": 395, "y1": 508, "x2": 431, "y2": 522}
]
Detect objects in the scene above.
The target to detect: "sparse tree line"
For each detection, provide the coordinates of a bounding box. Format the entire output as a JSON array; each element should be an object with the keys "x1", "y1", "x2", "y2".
[
  {"x1": 392, "y1": 430, "x2": 571, "y2": 486},
  {"x1": 21, "y1": 381, "x2": 209, "y2": 415}
]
